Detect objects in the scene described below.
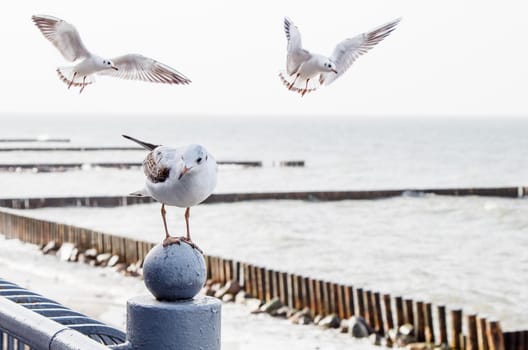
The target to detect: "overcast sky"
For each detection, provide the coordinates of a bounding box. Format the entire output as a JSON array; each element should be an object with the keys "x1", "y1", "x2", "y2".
[{"x1": 1, "y1": 0, "x2": 527, "y2": 118}]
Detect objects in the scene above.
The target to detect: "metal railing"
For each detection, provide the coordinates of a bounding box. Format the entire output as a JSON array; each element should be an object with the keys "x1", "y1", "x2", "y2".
[{"x1": 0, "y1": 278, "x2": 125, "y2": 350}]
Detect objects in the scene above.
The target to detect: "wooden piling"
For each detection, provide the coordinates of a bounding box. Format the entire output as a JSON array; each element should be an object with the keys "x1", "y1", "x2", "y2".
[
  {"x1": 438, "y1": 305, "x2": 448, "y2": 345},
  {"x1": 302, "y1": 277, "x2": 311, "y2": 311},
  {"x1": 395, "y1": 296, "x2": 405, "y2": 327},
  {"x1": 450, "y1": 309, "x2": 463, "y2": 350},
  {"x1": 416, "y1": 301, "x2": 425, "y2": 342},
  {"x1": 356, "y1": 288, "x2": 366, "y2": 320},
  {"x1": 467, "y1": 315, "x2": 478, "y2": 350},
  {"x1": 373, "y1": 292, "x2": 384, "y2": 336},
  {"x1": 383, "y1": 294, "x2": 394, "y2": 332},
  {"x1": 365, "y1": 290, "x2": 375, "y2": 328},
  {"x1": 345, "y1": 286, "x2": 354, "y2": 318},
  {"x1": 405, "y1": 299, "x2": 415, "y2": 328},
  {"x1": 423, "y1": 302, "x2": 434, "y2": 344},
  {"x1": 336, "y1": 284, "x2": 346, "y2": 319},
  {"x1": 257, "y1": 267, "x2": 266, "y2": 301},
  {"x1": 487, "y1": 321, "x2": 504, "y2": 350},
  {"x1": 477, "y1": 318, "x2": 489, "y2": 350},
  {"x1": 265, "y1": 269, "x2": 273, "y2": 302}
]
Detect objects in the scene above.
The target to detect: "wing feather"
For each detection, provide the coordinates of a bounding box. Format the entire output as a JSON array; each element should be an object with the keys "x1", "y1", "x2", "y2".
[
  {"x1": 32, "y1": 15, "x2": 90, "y2": 61},
  {"x1": 100, "y1": 54, "x2": 191, "y2": 85},
  {"x1": 322, "y1": 18, "x2": 401, "y2": 85},
  {"x1": 284, "y1": 17, "x2": 311, "y2": 75}
]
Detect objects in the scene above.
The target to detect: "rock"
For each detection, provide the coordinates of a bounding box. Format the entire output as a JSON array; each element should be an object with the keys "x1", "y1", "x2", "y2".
[
  {"x1": 96, "y1": 253, "x2": 112, "y2": 265},
  {"x1": 222, "y1": 294, "x2": 234, "y2": 303},
  {"x1": 369, "y1": 333, "x2": 384, "y2": 346},
  {"x1": 77, "y1": 253, "x2": 86, "y2": 264},
  {"x1": 84, "y1": 248, "x2": 98, "y2": 259},
  {"x1": 318, "y1": 314, "x2": 340, "y2": 329},
  {"x1": 235, "y1": 291, "x2": 248, "y2": 304},
  {"x1": 340, "y1": 319, "x2": 349, "y2": 333},
  {"x1": 214, "y1": 280, "x2": 241, "y2": 299},
  {"x1": 58, "y1": 243, "x2": 75, "y2": 261},
  {"x1": 289, "y1": 308, "x2": 313, "y2": 325},
  {"x1": 313, "y1": 315, "x2": 323, "y2": 325},
  {"x1": 272, "y1": 306, "x2": 291, "y2": 318},
  {"x1": 69, "y1": 248, "x2": 79, "y2": 262},
  {"x1": 348, "y1": 316, "x2": 371, "y2": 338},
  {"x1": 42, "y1": 241, "x2": 58, "y2": 254},
  {"x1": 246, "y1": 298, "x2": 263, "y2": 312},
  {"x1": 259, "y1": 297, "x2": 283, "y2": 314},
  {"x1": 107, "y1": 255, "x2": 120, "y2": 267},
  {"x1": 399, "y1": 323, "x2": 414, "y2": 336},
  {"x1": 113, "y1": 263, "x2": 127, "y2": 273},
  {"x1": 204, "y1": 287, "x2": 216, "y2": 297}
]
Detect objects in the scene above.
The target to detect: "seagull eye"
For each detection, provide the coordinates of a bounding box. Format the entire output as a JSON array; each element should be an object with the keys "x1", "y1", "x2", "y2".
[{"x1": 196, "y1": 157, "x2": 202, "y2": 164}]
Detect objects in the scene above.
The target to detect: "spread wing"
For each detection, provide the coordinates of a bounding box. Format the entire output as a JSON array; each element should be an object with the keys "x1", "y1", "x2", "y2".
[
  {"x1": 32, "y1": 15, "x2": 91, "y2": 62},
  {"x1": 99, "y1": 54, "x2": 191, "y2": 85},
  {"x1": 284, "y1": 17, "x2": 311, "y2": 75},
  {"x1": 321, "y1": 18, "x2": 401, "y2": 85}
]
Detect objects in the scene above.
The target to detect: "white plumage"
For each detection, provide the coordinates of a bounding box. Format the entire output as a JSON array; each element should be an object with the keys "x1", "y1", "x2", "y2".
[
  {"x1": 280, "y1": 17, "x2": 401, "y2": 96},
  {"x1": 32, "y1": 15, "x2": 191, "y2": 93}
]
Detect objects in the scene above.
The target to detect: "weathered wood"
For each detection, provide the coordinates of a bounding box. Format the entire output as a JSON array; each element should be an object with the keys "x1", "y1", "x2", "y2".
[
  {"x1": 405, "y1": 299, "x2": 415, "y2": 328},
  {"x1": 309, "y1": 278, "x2": 318, "y2": 316},
  {"x1": 345, "y1": 286, "x2": 354, "y2": 318},
  {"x1": 243, "y1": 263, "x2": 251, "y2": 294},
  {"x1": 251, "y1": 265, "x2": 259, "y2": 298},
  {"x1": 416, "y1": 301, "x2": 425, "y2": 342},
  {"x1": 272, "y1": 270, "x2": 280, "y2": 299},
  {"x1": 383, "y1": 294, "x2": 394, "y2": 332},
  {"x1": 487, "y1": 321, "x2": 504, "y2": 350},
  {"x1": 365, "y1": 290, "x2": 375, "y2": 328},
  {"x1": 395, "y1": 296, "x2": 405, "y2": 327},
  {"x1": 467, "y1": 315, "x2": 478, "y2": 350},
  {"x1": 265, "y1": 269, "x2": 273, "y2": 302},
  {"x1": 336, "y1": 284, "x2": 346, "y2": 319},
  {"x1": 316, "y1": 280, "x2": 324, "y2": 316},
  {"x1": 322, "y1": 281, "x2": 331, "y2": 316},
  {"x1": 424, "y1": 302, "x2": 434, "y2": 344},
  {"x1": 294, "y1": 275, "x2": 303, "y2": 310},
  {"x1": 477, "y1": 318, "x2": 489, "y2": 350},
  {"x1": 373, "y1": 292, "x2": 384, "y2": 336},
  {"x1": 450, "y1": 309, "x2": 463, "y2": 350},
  {"x1": 302, "y1": 277, "x2": 311, "y2": 311},
  {"x1": 257, "y1": 267, "x2": 265, "y2": 300},
  {"x1": 356, "y1": 288, "x2": 366, "y2": 320},
  {"x1": 279, "y1": 272, "x2": 289, "y2": 306},
  {"x1": 437, "y1": 305, "x2": 448, "y2": 344}
]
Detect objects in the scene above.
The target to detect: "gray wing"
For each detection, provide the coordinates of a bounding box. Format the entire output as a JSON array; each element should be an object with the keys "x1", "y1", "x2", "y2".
[
  {"x1": 32, "y1": 15, "x2": 90, "y2": 61},
  {"x1": 284, "y1": 17, "x2": 311, "y2": 75},
  {"x1": 321, "y1": 18, "x2": 401, "y2": 85},
  {"x1": 99, "y1": 54, "x2": 191, "y2": 85}
]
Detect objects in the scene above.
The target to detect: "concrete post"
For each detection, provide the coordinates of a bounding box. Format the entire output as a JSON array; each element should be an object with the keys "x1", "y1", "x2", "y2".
[{"x1": 117, "y1": 242, "x2": 221, "y2": 350}]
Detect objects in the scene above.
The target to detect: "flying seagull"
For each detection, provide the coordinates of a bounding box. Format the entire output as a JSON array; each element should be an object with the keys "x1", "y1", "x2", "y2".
[
  {"x1": 32, "y1": 15, "x2": 191, "y2": 93},
  {"x1": 279, "y1": 17, "x2": 401, "y2": 96},
  {"x1": 123, "y1": 135, "x2": 217, "y2": 252}
]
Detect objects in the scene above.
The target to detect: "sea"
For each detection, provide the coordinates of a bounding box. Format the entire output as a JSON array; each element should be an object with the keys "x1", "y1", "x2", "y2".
[{"x1": 0, "y1": 115, "x2": 527, "y2": 348}]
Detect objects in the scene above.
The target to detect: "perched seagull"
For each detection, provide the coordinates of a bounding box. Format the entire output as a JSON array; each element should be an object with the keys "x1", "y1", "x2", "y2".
[
  {"x1": 279, "y1": 17, "x2": 401, "y2": 96},
  {"x1": 123, "y1": 135, "x2": 217, "y2": 252},
  {"x1": 32, "y1": 15, "x2": 191, "y2": 93}
]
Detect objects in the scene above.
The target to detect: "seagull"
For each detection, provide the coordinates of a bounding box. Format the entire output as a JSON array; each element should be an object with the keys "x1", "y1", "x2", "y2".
[
  {"x1": 279, "y1": 17, "x2": 401, "y2": 96},
  {"x1": 123, "y1": 135, "x2": 217, "y2": 252},
  {"x1": 32, "y1": 15, "x2": 191, "y2": 93}
]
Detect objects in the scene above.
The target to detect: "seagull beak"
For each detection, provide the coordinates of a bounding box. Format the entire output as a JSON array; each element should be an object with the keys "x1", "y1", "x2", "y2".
[
  {"x1": 111, "y1": 65, "x2": 119, "y2": 71},
  {"x1": 178, "y1": 165, "x2": 190, "y2": 180},
  {"x1": 332, "y1": 69, "x2": 338, "y2": 74}
]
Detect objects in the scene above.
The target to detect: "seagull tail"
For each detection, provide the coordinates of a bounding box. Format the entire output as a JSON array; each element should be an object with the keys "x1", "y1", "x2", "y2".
[
  {"x1": 129, "y1": 189, "x2": 150, "y2": 197},
  {"x1": 56, "y1": 67, "x2": 95, "y2": 88},
  {"x1": 278, "y1": 71, "x2": 320, "y2": 96},
  {"x1": 122, "y1": 135, "x2": 159, "y2": 151}
]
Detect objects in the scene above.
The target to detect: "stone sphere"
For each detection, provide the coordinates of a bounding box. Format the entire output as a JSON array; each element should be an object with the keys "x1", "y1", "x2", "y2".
[{"x1": 143, "y1": 242, "x2": 206, "y2": 301}]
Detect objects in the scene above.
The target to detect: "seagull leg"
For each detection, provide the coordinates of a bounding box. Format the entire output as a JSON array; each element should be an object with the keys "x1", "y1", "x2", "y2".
[
  {"x1": 79, "y1": 76, "x2": 87, "y2": 94},
  {"x1": 161, "y1": 203, "x2": 182, "y2": 247},
  {"x1": 180, "y1": 207, "x2": 203, "y2": 253},
  {"x1": 301, "y1": 79, "x2": 310, "y2": 97},
  {"x1": 289, "y1": 74, "x2": 299, "y2": 90},
  {"x1": 68, "y1": 72, "x2": 77, "y2": 89}
]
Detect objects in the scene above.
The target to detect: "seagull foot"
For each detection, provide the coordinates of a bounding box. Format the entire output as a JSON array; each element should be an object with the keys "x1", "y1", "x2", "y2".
[
  {"x1": 162, "y1": 236, "x2": 182, "y2": 247},
  {"x1": 181, "y1": 237, "x2": 203, "y2": 254}
]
